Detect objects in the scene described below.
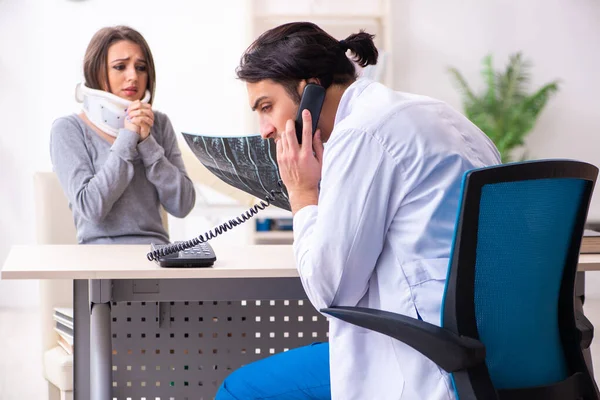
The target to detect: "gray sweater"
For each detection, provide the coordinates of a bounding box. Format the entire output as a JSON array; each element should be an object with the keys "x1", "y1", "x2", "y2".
[{"x1": 50, "y1": 112, "x2": 196, "y2": 244}]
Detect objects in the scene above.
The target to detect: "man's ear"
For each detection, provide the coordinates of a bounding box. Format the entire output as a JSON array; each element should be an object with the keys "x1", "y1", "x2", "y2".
[{"x1": 296, "y1": 78, "x2": 323, "y2": 100}]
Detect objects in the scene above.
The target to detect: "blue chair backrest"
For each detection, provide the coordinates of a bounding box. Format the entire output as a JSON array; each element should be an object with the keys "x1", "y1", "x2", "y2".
[
  {"x1": 474, "y1": 177, "x2": 584, "y2": 388},
  {"x1": 442, "y1": 160, "x2": 597, "y2": 395}
]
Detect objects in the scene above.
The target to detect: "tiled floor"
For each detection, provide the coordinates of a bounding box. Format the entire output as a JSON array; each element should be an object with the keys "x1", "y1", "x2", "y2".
[{"x1": 1, "y1": 299, "x2": 600, "y2": 400}]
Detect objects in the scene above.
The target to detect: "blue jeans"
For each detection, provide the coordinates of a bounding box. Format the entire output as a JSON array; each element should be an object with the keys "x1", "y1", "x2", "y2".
[{"x1": 216, "y1": 342, "x2": 331, "y2": 400}]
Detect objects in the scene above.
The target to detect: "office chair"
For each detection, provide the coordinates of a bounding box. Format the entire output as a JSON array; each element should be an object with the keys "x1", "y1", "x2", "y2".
[{"x1": 322, "y1": 160, "x2": 600, "y2": 399}]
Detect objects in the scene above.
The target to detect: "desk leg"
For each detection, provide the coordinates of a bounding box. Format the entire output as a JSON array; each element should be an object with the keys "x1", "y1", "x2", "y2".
[
  {"x1": 89, "y1": 280, "x2": 113, "y2": 400},
  {"x1": 575, "y1": 271, "x2": 594, "y2": 375}
]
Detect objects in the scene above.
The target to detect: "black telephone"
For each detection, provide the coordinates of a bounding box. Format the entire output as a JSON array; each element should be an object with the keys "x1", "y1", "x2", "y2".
[
  {"x1": 294, "y1": 83, "x2": 326, "y2": 144},
  {"x1": 147, "y1": 83, "x2": 326, "y2": 267}
]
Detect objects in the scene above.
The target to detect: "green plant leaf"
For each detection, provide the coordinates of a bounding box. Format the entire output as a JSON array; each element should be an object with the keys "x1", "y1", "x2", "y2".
[
  {"x1": 447, "y1": 52, "x2": 560, "y2": 163},
  {"x1": 497, "y1": 52, "x2": 530, "y2": 110},
  {"x1": 447, "y1": 67, "x2": 476, "y2": 105},
  {"x1": 481, "y1": 55, "x2": 497, "y2": 110},
  {"x1": 521, "y1": 81, "x2": 560, "y2": 120}
]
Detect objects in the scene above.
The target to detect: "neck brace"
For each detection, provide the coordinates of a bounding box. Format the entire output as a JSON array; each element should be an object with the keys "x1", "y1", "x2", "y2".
[{"x1": 75, "y1": 83, "x2": 151, "y2": 137}]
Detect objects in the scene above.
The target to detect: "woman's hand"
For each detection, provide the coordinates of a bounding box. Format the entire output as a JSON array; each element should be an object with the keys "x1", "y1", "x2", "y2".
[
  {"x1": 125, "y1": 101, "x2": 154, "y2": 140},
  {"x1": 277, "y1": 109, "x2": 324, "y2": 215}
]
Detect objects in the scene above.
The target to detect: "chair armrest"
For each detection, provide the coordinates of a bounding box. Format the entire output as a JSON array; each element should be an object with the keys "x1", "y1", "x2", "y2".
[
  {"x1": 576, "y1": 310, "x2": 594, "y2": 350},
  {"x1": 321, "y1": 306, "x2": 486, "y2": 373}
]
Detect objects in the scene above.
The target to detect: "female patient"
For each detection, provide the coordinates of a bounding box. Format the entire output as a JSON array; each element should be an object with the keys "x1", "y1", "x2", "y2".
[{"x1": 50, "y1": 25, "x2": 195, "y2": 244}]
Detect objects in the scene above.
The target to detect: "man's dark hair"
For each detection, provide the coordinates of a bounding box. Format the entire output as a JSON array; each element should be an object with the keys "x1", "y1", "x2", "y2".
[{"x1": 236, "y1": 22, "x2": 378, "y2": 102}]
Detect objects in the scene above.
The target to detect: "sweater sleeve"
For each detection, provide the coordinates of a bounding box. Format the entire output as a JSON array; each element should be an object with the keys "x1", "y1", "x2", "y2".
[
  {"x1": 49, "y1": 117, "x2": 137, "y2": 223},
  {"x1": 136, "y1": 112, "x2": 196, "y2": 218}
]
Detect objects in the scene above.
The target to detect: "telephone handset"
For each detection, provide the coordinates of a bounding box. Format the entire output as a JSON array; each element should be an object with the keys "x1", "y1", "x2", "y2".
[
  {"x1": 294, "y1": 83, "x2": 326, "y2": 144},
  {"x1": 146, "y1": 84, "x2": 327, "y2": 266}
]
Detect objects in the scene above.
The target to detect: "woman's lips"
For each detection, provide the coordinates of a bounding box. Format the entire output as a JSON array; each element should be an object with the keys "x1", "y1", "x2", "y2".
[{"x1": 123, "y1": 88, "x2": 137, "y2": 96}]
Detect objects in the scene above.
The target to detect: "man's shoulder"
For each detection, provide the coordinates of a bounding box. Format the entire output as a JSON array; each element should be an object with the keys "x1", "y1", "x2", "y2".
[{"x1": 343, "y1": 83, "x2": 447, "y2": 133}]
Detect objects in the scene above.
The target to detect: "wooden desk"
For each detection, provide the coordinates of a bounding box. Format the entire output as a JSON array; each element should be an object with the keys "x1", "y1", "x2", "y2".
[
  {"x1": 1, "y1": 244, "x2": 327, "y2": 400},
  {"x1": 2, "y1": 245, "x2": 599, "y2": 400},
  {"x1": 4, "y1": 244, "x2": 599, "y2": 279},
  {"x1": 0, "y1": 244, "x2": 299, "y2": 280},
  {"x1": 578, "y1": 253, "x2": 600, "y2": 271}
]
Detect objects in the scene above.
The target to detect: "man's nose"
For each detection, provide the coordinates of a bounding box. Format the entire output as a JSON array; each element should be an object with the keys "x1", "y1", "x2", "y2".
[{"x1": 260, "y1": 121, "x2": 276, "y2": 140}]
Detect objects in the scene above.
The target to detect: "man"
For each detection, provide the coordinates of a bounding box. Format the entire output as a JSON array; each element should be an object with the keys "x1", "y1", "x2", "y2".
[{"x1": 217, "y1": 21, "x2": 501, "y2": 400}]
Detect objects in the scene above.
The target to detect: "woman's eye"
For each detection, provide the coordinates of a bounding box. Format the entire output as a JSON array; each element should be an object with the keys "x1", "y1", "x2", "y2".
[
  {"x1": 113, "y1": 64, "x2": 125, "y2": 71},
  {"x1": 136, "y1": 65, "x2": 147, "y2": 72}
]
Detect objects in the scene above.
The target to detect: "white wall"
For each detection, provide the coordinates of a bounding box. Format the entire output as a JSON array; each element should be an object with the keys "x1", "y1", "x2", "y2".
[
  {"x1": 389, "y1": 0, "x2": 600, "y2": 218},
  {"x1": 0, "y1": 0, "x2": 252, "y2": 307},
  {"x1": 1, "y1": 0, "x2": 599, "y2": 306},
  {"x1": 0, "y1": 0, "x2": 45, "y2": 307}
]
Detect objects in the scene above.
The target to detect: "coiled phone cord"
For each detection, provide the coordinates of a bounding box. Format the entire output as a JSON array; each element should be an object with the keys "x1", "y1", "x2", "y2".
[{"x1": 146, "y1": 187, "x2": 284, "y2": 262}]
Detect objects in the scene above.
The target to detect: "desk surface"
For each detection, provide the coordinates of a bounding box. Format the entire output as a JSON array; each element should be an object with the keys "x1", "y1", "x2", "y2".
[
  {"x1": 578, "y1": 253, "x2": 600, "y2": 272},
  {"x1": 2, "y1": 244, "x2": 600, "y2": 280},
  {"x1": 0, "y1": 244, "x2": 297, "y2": 280}
]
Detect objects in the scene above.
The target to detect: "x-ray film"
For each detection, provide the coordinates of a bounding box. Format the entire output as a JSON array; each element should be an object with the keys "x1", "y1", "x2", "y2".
[{"x1": 182, "y1": 133, "x2": 291, "y2": 211}]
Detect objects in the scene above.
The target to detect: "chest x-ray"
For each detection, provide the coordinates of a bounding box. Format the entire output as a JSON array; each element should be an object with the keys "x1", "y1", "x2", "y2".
[{"x1": 182, "y1": 133, "x2": 291, "y2": 210}]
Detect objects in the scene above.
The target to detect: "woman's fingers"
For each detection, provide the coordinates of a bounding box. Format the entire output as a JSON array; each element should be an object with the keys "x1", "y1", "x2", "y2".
[
  {"x1": 129, "y1": 115, "x2": 154, "y2": 128},
  {"x1": 127, "y1": 108, "x2": 154, "y2": 125}
]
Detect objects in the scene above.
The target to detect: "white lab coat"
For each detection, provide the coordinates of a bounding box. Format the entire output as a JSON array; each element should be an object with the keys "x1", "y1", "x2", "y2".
[{"x1": 293, "y1": 79, "x2": 501, "y2": 400}]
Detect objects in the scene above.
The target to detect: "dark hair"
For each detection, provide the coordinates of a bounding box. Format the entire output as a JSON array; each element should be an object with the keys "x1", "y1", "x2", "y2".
[
  {"x1": 83, "y1": 25, "x2": 156, "y2": 104},
  {"x1": 236, "y1": 22, "x2": 378, "y2": 102}
]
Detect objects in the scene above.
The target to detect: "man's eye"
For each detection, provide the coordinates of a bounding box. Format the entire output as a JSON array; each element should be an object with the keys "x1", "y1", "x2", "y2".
[{"x1": 261, "y1": 105, "x2": 271, "y2": 113}]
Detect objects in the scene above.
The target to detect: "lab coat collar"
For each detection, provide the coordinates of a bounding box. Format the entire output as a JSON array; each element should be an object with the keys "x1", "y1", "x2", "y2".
[{"x1": 333, "y1": 78, "x2": 374, "y2": 127}]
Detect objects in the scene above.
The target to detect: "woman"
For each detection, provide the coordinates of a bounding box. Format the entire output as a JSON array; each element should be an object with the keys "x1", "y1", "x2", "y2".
[
  {"x1": 50, "y1": 26, "x2": 195, "y2": 245},
  {"x1": 216, "y1": 22, "x2": 501, "y2": 399}
]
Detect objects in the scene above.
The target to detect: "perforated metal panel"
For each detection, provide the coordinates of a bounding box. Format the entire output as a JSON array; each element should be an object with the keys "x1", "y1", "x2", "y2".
[{"x1": 110, "y1": 299, "x2": 329, "y2": 399}]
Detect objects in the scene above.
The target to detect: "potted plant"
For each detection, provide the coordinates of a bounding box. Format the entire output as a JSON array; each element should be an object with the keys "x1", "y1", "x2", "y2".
[{"x1": 448, "y1": 52, "x2": 560, "y2": 162}]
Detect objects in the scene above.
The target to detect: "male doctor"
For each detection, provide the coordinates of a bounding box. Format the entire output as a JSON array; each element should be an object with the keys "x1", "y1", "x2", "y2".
[{"x1": 216, "y1": 22, "x2": 501, "y2": 400}]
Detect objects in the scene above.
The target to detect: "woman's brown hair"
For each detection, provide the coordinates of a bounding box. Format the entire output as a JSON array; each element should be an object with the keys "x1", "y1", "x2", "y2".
[{"x1": 83, "y1": 25, "x2": 156, "y2": 104}]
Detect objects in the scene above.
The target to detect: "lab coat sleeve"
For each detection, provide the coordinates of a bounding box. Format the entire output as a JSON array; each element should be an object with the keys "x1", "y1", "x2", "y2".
[{"x1": 293, "y1": 129, "x2": 399, "y2": 311}]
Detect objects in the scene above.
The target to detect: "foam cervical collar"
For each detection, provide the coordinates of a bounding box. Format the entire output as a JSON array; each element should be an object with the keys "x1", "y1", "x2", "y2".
[{"x1": 75, "y1": 83, "x2": 151, "y2": 137}]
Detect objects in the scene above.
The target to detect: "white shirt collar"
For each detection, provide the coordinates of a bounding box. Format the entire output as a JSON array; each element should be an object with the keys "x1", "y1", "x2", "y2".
[{"x1": 333, "y1": 78, "x2": 374, "y2": 127}]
